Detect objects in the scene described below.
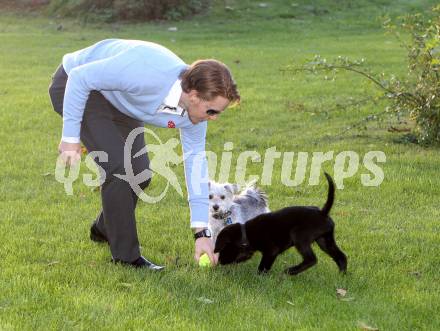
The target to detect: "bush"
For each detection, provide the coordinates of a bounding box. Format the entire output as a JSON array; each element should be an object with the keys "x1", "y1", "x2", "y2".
[
  {"x1": 46, "y1": 0, "x2": 211, "y2": 22},
  {"x1": 285, "y1": 5, "x2": 440, "y2": 145}
]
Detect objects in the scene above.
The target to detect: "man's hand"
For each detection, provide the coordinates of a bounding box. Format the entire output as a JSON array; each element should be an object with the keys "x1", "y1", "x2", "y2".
[
  {"x1": 194, "y1": 229, "x2": 218, "y2": 266},
  {"x1": 58, "y1": 140, "x2": 82, "y2": 166}
]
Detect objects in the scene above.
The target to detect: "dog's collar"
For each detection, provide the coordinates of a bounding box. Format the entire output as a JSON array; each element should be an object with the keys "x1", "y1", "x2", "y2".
[
  {"x1": 212, "y1": 210, "x2": 232, "y2": 220},
  {"x1": 240, "y1": 223, "x2": 250, "y2": 248}
]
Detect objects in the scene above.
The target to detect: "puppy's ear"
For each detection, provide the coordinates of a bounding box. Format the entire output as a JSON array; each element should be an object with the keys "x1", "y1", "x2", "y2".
[
  {"x1": 208, "y1": 181, "x2": 211, "y2": 189},
  {"x1": 224, "y1": 184, "x2": 240, "y2": 194},
  {"x1": 232, "y1": 184, "x2": 240, "y2": 194},
  {"x1": 214, "y1": 234, "x2": 230, "y2": 253},
  {"x1": 246, "y1": 178, "x2": 258, "y2": 189}
]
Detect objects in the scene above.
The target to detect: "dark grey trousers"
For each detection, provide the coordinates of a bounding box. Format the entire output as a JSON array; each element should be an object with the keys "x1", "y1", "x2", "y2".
[{"x1": 49, "y1": 64, "x2": 151, "y2": 262}]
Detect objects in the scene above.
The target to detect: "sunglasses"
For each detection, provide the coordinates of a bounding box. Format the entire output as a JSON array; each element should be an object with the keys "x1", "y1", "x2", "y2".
[{"x1": 206, "y1": 109, "x2": 222, "y2": 116}]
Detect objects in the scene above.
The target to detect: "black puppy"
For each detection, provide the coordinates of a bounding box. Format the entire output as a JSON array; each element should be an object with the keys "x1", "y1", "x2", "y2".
[{"x1": 214, "y1": 173, "x2": 347, "y2": 275}]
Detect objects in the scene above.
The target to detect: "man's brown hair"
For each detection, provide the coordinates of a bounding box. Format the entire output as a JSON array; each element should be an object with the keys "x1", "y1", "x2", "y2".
[{"x1": 181, "y1": 59, "x2": 240, "y2": 104}]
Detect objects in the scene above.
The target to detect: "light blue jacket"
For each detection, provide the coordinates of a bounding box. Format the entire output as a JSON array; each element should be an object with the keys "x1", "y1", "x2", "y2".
[{"x1": 62, "y1": 39, "x2": 208, "y2": 228}]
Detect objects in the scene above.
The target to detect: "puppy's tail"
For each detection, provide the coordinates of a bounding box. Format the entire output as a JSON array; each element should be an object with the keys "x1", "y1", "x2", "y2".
[{"x1": 321, "y1": 172, "x2": 335, "y2": 216}]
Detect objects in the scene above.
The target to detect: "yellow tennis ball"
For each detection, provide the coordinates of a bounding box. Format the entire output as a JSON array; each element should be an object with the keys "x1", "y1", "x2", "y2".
[{"x1": 199, "y1": 254, "x2": 211, "y2": 267}]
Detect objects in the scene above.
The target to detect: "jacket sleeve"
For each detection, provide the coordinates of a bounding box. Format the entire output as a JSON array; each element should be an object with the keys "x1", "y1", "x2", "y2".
[
  {"x1": 61, "y1": 49, "x2": 159, "y2": 139},
  {"x1": 179, "y1": 121, "x2": 209, "y2": 228}
]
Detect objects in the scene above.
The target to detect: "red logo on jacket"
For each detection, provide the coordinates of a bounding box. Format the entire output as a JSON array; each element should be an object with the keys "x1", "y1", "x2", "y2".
[{"x1": 167, "y1": 121, "x2": 176, "y2": 128}]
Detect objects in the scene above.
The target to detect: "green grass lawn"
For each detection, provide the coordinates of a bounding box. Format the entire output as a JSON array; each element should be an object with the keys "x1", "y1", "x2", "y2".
[{"x1": 0, "y1": 0, "x2": 439, "y2": 330}]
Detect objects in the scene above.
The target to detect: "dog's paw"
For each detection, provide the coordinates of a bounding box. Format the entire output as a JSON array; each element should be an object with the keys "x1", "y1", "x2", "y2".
[
  {"x1": 257, "y1": 268, "x2": 270, "y2": 275},
  {"x1": 338, "y1": 263, "x2": 348, "y2": 274}
]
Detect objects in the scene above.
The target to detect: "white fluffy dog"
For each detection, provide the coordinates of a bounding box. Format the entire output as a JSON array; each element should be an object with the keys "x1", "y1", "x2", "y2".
[{"x1": 208, "y1": 181, "x2": 270, "y2": 243}]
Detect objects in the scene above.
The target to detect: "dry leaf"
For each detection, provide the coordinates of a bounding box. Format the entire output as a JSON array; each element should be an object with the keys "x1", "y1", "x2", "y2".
[
  {"x1": 197, "y1": 297, "x2": 213, "y2": 304},
  {"x1": 337, "y1": 288, "x2": 355, "y2": 301},
  {"x1": 47, "y1": 261, "x2": 59, "y2": 266},
  {"x1": 358, "y1": 322, "x2": 379, "y2": 331},
  {"x1": 336, "y1": 288, "x2": 347, "y2": 297}
]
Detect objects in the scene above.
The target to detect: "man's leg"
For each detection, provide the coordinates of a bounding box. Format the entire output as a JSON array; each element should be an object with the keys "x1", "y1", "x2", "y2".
[
  {"x1": 49, "y1": 65, "x2": 151, "y2": 263},
  {"x1": 90, "y1": 108, "x2": 151, "y2": 243},
  {"x1": 79, "y1": 92, "x2": 152, "y2": 262}
]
